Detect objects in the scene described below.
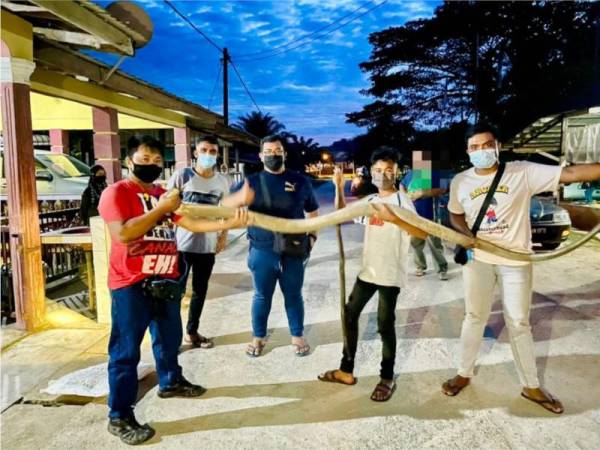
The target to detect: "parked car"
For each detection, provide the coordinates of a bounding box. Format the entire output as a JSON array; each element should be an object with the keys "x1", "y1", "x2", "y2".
[
  {"x1": 436, "y1": 195, "x2": 571, "y2": 251},
  {"x1": 563, "y1": 182, "x2": 600, "y2": 201},
  {"x1": 0, "y1": 150, "x2": 91, "y2": 215}
]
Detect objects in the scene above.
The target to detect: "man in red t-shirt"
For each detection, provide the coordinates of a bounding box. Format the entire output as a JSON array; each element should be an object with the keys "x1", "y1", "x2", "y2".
[{"x1": 99, "y1": 136, "x2": 247, "y2": 445}]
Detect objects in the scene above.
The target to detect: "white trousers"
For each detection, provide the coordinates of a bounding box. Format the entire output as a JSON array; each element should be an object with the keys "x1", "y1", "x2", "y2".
[{"x1": 458, "y1": 259, "x2": 539, "y2": 388}]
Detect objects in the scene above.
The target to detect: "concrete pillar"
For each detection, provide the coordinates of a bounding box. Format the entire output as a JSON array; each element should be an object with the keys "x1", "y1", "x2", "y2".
[
  {"x1": 174, "y1": 127, "x2": 192, "y2": 170},
  {"x1": 49, "y1": 129, "x2": 69, "y2": 154},
  {"x1": 92, "y1": 106, "x2": 121, "y2": 184},
  {"x1": 90, "y1": 216, "x2": 111, "y2": 324},
  {"x1": 1, "y1": 45, "x2": 46, "y2": 330}
]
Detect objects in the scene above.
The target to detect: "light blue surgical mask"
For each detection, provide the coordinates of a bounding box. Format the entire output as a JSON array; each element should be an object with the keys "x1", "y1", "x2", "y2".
[
  {"x1": 197, "y1": 154, "x2": 217, "y2": 169},
  {"x1": 469, "y1": 148, "x2": 498, "y2": 169}
]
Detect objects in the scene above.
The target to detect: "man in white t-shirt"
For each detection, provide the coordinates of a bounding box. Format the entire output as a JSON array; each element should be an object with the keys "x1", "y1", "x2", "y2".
[
  {"x1": 318, "y1": 147, "x2": 427, "y2": 402},
  {"x1": 442, "y1": 124, "x2": 600, "y2": 414}
]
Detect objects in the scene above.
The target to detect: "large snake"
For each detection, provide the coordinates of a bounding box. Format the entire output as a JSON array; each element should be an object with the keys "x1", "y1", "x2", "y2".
[{"x1": 176, "y1": 199, "x2": 600, "y2": 262}]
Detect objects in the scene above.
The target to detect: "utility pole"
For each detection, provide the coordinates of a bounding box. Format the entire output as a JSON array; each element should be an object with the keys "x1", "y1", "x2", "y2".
[{"x1": 222, "y1": 47, "x2": 229, "y2": 126}]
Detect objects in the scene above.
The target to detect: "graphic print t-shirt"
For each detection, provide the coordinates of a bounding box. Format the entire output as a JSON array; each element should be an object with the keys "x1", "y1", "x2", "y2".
[
  {"x1": 167, "y1": 168, "x2": 230, "y2": 253},
  {"x1": 99, "y1": 179, "x2": 180, "y2": 290},
  {"x1": 448, "y1": 161, "x2": 562, "y2": 266},
  {"x1": 355, "y1": 191, "x2": 416, "y2": 288}
]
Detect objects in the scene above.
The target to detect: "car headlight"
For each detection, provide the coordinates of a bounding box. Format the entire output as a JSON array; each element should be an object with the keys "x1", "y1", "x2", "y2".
[{"x1": 554, "y1": 211, "x2": 570, "y2": 222}]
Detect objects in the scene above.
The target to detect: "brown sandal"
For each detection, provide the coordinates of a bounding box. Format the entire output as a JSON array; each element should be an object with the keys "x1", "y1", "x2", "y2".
[
  {"x1": 317, "y1": 370, "x2": 357, "y2": 385},
  {"x1": 442, "y1": 377, "x2": 469, "y2": 396},
  {"x1": 245, "y1": 341, "x2": 265, "y2": 358},
  {"x1": 185, "y1": 333, "x2": 214, "y2": 349},
  {"x1": 521, "y1": 391, "x2": 564, "y2": 414},
  {"x1": 371, "y1": 381, "x2": 396, "y2": 402}
]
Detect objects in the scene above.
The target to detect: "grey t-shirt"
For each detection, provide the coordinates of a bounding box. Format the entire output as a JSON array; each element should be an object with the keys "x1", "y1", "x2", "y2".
[{"x1": 167, "y1": 168, "x2": 230, "y2": 254}]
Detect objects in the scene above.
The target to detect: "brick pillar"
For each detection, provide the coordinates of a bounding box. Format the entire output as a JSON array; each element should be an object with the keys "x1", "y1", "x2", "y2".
[
  {"x1": 1, "y1": 52, "x2": 46, "y2": 330},
  {"x1": 49, "y1": 129, "x2": 69, "y2": 154},
  {"x1": 174, "y1": 127, "x2": 192, "y2": 170},
  {"x1": 92, "y1": 107, "x2": 121, "y2": 184}
]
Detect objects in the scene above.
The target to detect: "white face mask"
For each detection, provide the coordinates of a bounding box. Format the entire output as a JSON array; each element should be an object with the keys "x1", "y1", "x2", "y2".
[{"x1": 469, "y1": 145, "x2": 498, "y2": 169}]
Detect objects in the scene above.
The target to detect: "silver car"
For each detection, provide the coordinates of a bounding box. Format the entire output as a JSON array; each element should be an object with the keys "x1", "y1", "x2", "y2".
[{"x1": 0, "y1": 150, "x2": 90, "y2": 205}]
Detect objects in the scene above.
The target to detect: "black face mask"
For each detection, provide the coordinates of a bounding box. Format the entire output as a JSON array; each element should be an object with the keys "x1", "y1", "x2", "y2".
[
  {"x1": 263, "y1": 155, "x2": 284, "y2": 172},
  {"x1": 132, "y1": 163, "x2": 162, "y2": 183},
  {"x1": 94, "y1": 175, "x2": 107, "y2": 185}
]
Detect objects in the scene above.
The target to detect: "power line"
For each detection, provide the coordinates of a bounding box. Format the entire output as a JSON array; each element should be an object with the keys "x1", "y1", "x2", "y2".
[
  {"x1": 208, "y1": 63, "x2": 222, "y2": 109},
  {"x1": 229, "y1": 58, "x2": 262, "y2": 113},
  {"x1": 235, "y1": 1, "x2": 388, "y2": 63},
  {"x1": 235, "y1": 1, "x2": 375, "y2": 59},
  {"x1": 164, "y1": 0, "x2": 223, "y2": 53}
]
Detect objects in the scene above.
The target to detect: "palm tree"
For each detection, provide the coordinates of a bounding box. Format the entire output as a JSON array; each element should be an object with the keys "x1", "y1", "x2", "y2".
[{"x1": 235, "y1": 112, "x2": 285, "y2": 138}]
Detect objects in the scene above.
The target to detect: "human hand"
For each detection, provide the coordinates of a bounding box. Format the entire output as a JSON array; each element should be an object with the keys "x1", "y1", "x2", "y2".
[
  {"x1": 225, "y1": 207, "x2": 249, "y2": 229},
  {"x1": 240, "y1": 180, "x2": 255, "y2": 206},
  {"x1": 372, "y1": 203, "x2": 398, "y2": 223},
  {"x1": 215, "y1": 233, "x2": 227, "y2": 254},
  {"x1": 332, "y1": 166, "x2": 345, "y2": 188},
  {"x1": 157, "y1": 190, "x2": 181, "y2": 213}
]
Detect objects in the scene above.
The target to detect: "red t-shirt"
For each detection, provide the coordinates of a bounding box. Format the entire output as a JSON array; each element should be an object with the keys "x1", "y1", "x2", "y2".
[{"x1": 98, "y1": 179, "x2": 180, "y2": 290}]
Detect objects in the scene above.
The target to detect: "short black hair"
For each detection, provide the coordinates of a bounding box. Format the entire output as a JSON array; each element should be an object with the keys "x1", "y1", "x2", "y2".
[
  {"x1": 195, "y1": 135, "x2": 219, "y2": 147},
  {"x1": 465, "y1": 123, "x2": 498, "y2": 143},
  {"x1": 370, "y1": 146, "x2": 399, "y2": 165},
  {"x1": 260, "y1": 134, "x2": 285, "y2": 151},
  {"x1": 127, "y1": 135, "x2": 164, "y2": 159}
]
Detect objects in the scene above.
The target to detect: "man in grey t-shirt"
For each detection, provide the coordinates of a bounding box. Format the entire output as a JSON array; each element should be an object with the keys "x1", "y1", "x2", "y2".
[{"x1": 167, "y1": 135, "x2": 230, "y2": 348}]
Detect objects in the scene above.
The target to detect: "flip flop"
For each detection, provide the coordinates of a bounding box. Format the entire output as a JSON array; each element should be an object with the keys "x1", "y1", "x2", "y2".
[
  {"x1": 245, "y1": 342, "x2": 265, "y2": 358},
  {"x1": 442, "y1": 378, "x2": 469, "y2": 397},
  {"x1": 293, "y1": 343, "x2": 311, "y2": 357},
  {"x1": 185, "y1": 334, "x2": 214, "y2": 349},
  {"x1": 317, "y1": 370, "x2": 357, "y2": 386},
  {"x1": 371, "y1": 381, "x2": 396, "y2": 402},
  {"x1": 521, "y1": 391, "x2": 564, "y2": 414}
]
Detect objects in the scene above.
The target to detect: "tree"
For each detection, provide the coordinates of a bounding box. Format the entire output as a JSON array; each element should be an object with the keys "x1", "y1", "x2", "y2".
[
  {"x1": 235, "y1": 111, "x2": 286, "y2": 138},
  {"x1": 348, "y1": 1, "x2": 600, "y2": 143}
]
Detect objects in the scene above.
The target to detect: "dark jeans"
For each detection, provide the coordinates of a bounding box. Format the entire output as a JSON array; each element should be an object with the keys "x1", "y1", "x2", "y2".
[
  {"x1": 248, "y1": 246, "x2": 307, "y2": 338},
  {"x1": 179, "y1": 252, "x2": 216, "y2": 335},
  {"x1": 108, "y1": 281, "x2": 183, "y2": 419},
  {"x1": 340, "y1": 277, "x2": 400, "y2": 380}
]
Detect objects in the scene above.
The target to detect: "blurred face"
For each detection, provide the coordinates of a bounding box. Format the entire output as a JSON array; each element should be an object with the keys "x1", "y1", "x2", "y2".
[{"x1": 371, "y1": 159, "x2": 397, "y2": 190}]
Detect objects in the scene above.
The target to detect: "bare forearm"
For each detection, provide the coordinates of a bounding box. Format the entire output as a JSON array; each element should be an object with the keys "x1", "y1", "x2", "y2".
[
  {"x1": 117, "y1": 208, "x2": 167, "y2": 243},
  {"x1": 178, "y1": 217, "x2": 235, "y2": 233},
  {"x1": 306, "y1": 210, "x2": 319, "y2": 235},
  {"x1": 221, "y1": 191, "x2": 246, "y2": 208},
  {"x1": 335, "y1": 184, "x2": 346, "y2": 209},
  {"x1": 560, "y1": 164, "x2": 600, "y2": 184},
  {"x1": 449, "y1": 213, "x2": 472, "y2": 237}
]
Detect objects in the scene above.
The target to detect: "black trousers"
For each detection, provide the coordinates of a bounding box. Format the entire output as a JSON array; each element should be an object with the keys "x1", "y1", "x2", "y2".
[
  {"x1": 340, "y1": 277, "x2": 400, "y2": 380},
  {"x1": 179, "y1": 252, "x2": 216, "y2": 335}
]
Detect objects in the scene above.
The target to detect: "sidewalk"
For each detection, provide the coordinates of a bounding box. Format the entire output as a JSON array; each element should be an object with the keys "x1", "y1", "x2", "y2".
[{"x1": 1, "y1": 222, "x2": 600, "y2": 449}]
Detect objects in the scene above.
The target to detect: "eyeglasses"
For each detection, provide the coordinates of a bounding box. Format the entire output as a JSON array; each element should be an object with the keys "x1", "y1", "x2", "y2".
[{"x1": 262, "y1": 150, "x2": 284, "y2": 156}]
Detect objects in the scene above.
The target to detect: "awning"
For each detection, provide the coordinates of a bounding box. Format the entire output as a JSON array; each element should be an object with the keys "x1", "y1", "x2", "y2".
[{"x1": 504, "y1": 107, "x2": 600, "y2": 163}]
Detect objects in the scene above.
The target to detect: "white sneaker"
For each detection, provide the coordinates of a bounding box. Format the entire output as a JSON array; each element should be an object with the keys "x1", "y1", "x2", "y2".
[
  {"x1": 415, "y1": 268, "x2": 425, "y2": 277},
  {"x1": 439, "y1": 271, "x2": 449, "y2": 281}
]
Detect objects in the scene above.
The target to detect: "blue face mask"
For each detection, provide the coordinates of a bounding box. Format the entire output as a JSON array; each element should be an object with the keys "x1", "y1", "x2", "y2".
[
  {"x1": 197, "y1": 154, "x2": 217, "y2": 169},
  {"x1": 469, "y1": 148, "x2": 497, "y2": 169}
]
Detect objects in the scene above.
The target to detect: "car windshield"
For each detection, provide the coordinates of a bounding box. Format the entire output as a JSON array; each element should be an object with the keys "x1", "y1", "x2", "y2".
[{"x1": 36, "y1": 154, "x2": 90, "y2": 177}]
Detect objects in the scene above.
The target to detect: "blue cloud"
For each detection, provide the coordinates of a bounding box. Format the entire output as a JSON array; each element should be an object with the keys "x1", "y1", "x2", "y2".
[{"x1": 91, "y1": 0, "x2": 439, "y2": 145}]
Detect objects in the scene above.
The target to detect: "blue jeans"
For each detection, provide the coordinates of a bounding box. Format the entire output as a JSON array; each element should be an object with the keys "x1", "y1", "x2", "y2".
[
  {"x1": 108, "y1": 281, "x2": 183, "y2": 419},
  {"x1": 248, "y1": 246, "x2": 307, "y2": 338}
]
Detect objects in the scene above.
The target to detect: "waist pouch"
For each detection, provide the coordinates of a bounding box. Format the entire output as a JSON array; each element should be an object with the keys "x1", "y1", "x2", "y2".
[{"x1": 273, "y1": 232, "x2": 310, "y2": 258}]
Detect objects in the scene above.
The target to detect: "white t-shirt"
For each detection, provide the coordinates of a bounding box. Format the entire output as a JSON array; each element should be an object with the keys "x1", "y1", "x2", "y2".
[
  {"x1": 448, "y1": 161, "x2": 562, "y2": 266},
  {"x1": 355, "y1": 191, "x2": 416, "y2": 288}
]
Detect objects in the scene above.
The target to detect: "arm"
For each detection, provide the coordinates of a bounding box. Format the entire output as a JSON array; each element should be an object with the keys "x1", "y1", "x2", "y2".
[
  {"x1": 107, "y1": 193, "x2": 180, "y2": 244},
  {"x1": 449, "y1": 212, "x2": 474, "y2": 238},
  {"x1": 560, "y1": 164, "x2": 600, "y2": 184},
  {"x1": 222, "y1": 179, "x2": 255, "y2": 207},
  {"x1": 409, "y1": 187, "x2": 447, "y2": 200},
  {"x1": 372, "y1": 203, "x2": 428, "y2": 239},
  {"x1": 177, "y1": 208, "x2": 248, "y2": 233},
  {"x1": 333, "y1": 166, "x2": 346, "y2": 209}
]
